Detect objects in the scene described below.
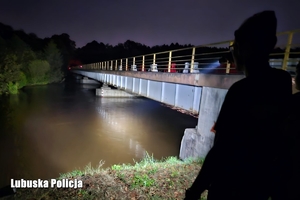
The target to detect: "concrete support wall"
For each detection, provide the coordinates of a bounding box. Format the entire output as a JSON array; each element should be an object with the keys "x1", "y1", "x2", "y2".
[
  {"x1": 79, "y1": 77, "x2": 100, "y2": 84},
  {"x1": 180, "y1": 87, "x2": 228, "y2": 159},
  {"x1": 96, "y1": 85, "x2": 137, "y2": 97}
]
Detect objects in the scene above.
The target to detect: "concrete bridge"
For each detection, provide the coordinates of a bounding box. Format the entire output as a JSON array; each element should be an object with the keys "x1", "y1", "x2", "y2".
[{"x1": 71, "y1": 30, "x2": 300, "y2": 159}]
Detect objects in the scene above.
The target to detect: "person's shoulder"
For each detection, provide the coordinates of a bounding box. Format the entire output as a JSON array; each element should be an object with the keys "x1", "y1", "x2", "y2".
[
  {"x1": 292, "y1": 92, "x2": 300, "y2": 106},
  {"x1": 226, "y1": 78, "x2": 247, "y2": 96},
  {"x1": 293, "y1": 92, "x2": 300, "y2": 99},
  {"x1": 270, "y1": 68, "x2": 291, "y2": 79},
  {"x1": 291, "y1": 92, "x2": 300, "y2": 114},
  {"x1": 229, "y1": 78, "x2": 247, "y2": 90}
]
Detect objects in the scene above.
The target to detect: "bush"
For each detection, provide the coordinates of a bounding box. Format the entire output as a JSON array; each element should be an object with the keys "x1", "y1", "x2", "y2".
[
  {"x1": 17, "y1": 71, "x2": 27, "y2": 89},
  {"x1": 0, "y1": 54, "x2": 21, "y2": 95},
  {"x1": 47, "y1": 69, "x2": 63, "y2": 83},
  {"x1": 7, "y1": 82, "x2": 19, "y2": 94},
  {"x1": 27, "y1": 60, "x2": 50, "y2": 84}
]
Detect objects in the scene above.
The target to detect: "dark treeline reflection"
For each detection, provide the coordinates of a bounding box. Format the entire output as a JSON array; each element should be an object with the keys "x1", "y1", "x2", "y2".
[{"x1": 0, "y1": 78, "x2": 198, "y2": 188}]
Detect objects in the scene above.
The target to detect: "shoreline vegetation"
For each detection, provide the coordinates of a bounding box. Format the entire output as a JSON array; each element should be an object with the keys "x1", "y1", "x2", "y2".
[
  {"x1": 13, "y1": 153, "x2": 207, "y2": 200},
  {"x1": 0, "y1": 42, "x2": 65, "y2": 95}
]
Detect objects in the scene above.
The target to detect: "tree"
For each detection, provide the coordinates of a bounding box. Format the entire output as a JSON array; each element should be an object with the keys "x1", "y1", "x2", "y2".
[
  {"x1": 27, "y1": 60, "x2": 50, "y2": 84},
  {"x1": 0, "y1": 54, "x2": 21, "y2": 94},
  {"x1": 75, "y1": 40, "x2": 107, "y2": 63},
  {"x1": 45, "y1": 33, "x2": 76, "y2": 73},
  {"x1": 0, "y1": 36, "x2": 6, "y2": 53},
  {"x1": 44, "y1": 41, "x2": 63, "y2": 82}
]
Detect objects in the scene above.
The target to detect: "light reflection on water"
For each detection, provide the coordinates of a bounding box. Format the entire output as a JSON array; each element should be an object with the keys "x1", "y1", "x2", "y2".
[
  {"x1": 96, "y1": 98, "x2": 147, "y2": 159},
  {"x1": 0, "y1": 83, "x2": 197, "y2": 187}
]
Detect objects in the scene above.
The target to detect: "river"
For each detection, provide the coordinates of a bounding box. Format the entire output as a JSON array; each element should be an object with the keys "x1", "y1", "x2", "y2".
[{"x1": 0, "y1": 77, "x2": 197, "y2": 187}]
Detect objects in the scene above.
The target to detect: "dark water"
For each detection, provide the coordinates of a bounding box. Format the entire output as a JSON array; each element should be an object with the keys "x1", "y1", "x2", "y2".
[{"x1": 0, "y1": 78, "x2": 197, "y2": 187}]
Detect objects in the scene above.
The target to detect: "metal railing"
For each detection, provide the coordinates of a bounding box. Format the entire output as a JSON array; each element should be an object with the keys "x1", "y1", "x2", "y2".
[{"x1": 74, "y1": 29, "x2": 300, "y2": 75}]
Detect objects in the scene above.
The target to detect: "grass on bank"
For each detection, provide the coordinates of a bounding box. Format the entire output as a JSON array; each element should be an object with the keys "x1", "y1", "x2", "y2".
[{"x1": 15, "y1": 153, "x2": 207, "y2": 200}]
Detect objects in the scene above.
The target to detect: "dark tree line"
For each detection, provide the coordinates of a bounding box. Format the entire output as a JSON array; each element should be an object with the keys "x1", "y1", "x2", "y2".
[
  {"x1": 0, "y1": 21, "x2": 298, "y2": 94},
  {"x1": 74, "y1": 40, "x2": 194, "y2": 65},
  {"x1": 0, "y1": 22, "x2": 76, "y2": 94}
]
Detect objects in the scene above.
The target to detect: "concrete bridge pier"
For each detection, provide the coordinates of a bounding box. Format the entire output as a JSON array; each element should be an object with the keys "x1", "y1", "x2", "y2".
[
  {"x1": 73, "y1": 74, "x2": 82, "y2": 80},
  {"x1": 79, "y1": 77, "x2": 100, "y2": 84},
  {"x1": 179, "y1": 87, "x2": 227, "y2": 159},
  {"x1": 96, "y1": 83, "x2": 137, "y2": 97}
]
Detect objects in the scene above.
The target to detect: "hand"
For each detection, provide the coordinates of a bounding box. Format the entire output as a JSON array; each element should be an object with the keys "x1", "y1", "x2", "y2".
[{"x1": 184, "y1": 188, "x2": 201, "y2": 200}]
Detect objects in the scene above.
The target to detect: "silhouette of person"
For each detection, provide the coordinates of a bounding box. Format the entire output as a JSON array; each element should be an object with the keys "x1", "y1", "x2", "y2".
[
  {"x1": 0, "y1": 185, "x2": 16, "y2": 198},
  {"x1": 185, "y1": 10, "x2": 292, "y2": 200},
  {"x1": 286, "y1": 61, "x2": 300, "y2": 200}
]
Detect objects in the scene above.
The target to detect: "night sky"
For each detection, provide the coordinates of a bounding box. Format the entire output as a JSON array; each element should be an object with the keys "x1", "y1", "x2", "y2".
[{"x1": 1, "y1": 0, "x2": 300, "y2": 48}]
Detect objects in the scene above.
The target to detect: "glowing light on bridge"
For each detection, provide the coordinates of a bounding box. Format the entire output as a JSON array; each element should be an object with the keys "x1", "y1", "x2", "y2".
[{"x1": 200, "y1": 61, "x2": 221, "y2": 74}]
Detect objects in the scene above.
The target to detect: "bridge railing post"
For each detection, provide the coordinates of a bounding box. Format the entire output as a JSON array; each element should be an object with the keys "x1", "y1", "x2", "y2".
[
  {"x1": 282, "y1": 31, "x2": 294, "y2": 71},
  {"x1": 226, "y1": 41, "x2": 234, "y2": 74},
  {"x1": 111, "y1": 61, "x2": 113, "y2": 70},
  {"x1": 120, "y1": 59, "x2": 123, "y2": 71},
  {"x1": 142, "y1": 56, "x2": 145, "y2": 72},
  {"x1": 132, "y1": 57, "x2": 136, "y2": 71},
  {"x1": 153, "y1": 54, "x2": 156, "y2": 72},
  {"x1": 126, "y1": 58, "x2": 128, "y2": 71},
  {"x1": 115, "y1": 60, "x2": 118, "y2": 71},
  {"x1": 168, "y1": 51, "x2": 172, "y2": 73},
  {"x1": 190, "y1": 47, "x2": 195, "y2": 73}
]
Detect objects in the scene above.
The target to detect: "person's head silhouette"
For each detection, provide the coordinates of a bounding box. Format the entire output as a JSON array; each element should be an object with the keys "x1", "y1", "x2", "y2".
[{"x1": 232, "y1": 11, "x2": 277, "y2": 76}]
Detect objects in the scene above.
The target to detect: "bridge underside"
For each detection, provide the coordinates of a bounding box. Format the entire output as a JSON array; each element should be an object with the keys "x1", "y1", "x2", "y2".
[
  {"x1": 72, "y1": 70, "x2": 246, "y2": 115},
  {"x1": 73, "y1": 70, "x2": 211, "y2": 114}
]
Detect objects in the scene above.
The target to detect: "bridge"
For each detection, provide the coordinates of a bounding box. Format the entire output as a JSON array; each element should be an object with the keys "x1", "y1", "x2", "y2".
[{"x1": 71, "y1": 30, "x2": 300, "y2": 159}]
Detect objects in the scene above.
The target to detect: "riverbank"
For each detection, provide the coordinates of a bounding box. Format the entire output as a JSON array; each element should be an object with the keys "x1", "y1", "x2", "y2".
[{"x1": 12, "y1": 154, "x2": 207, "y2": 200}]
